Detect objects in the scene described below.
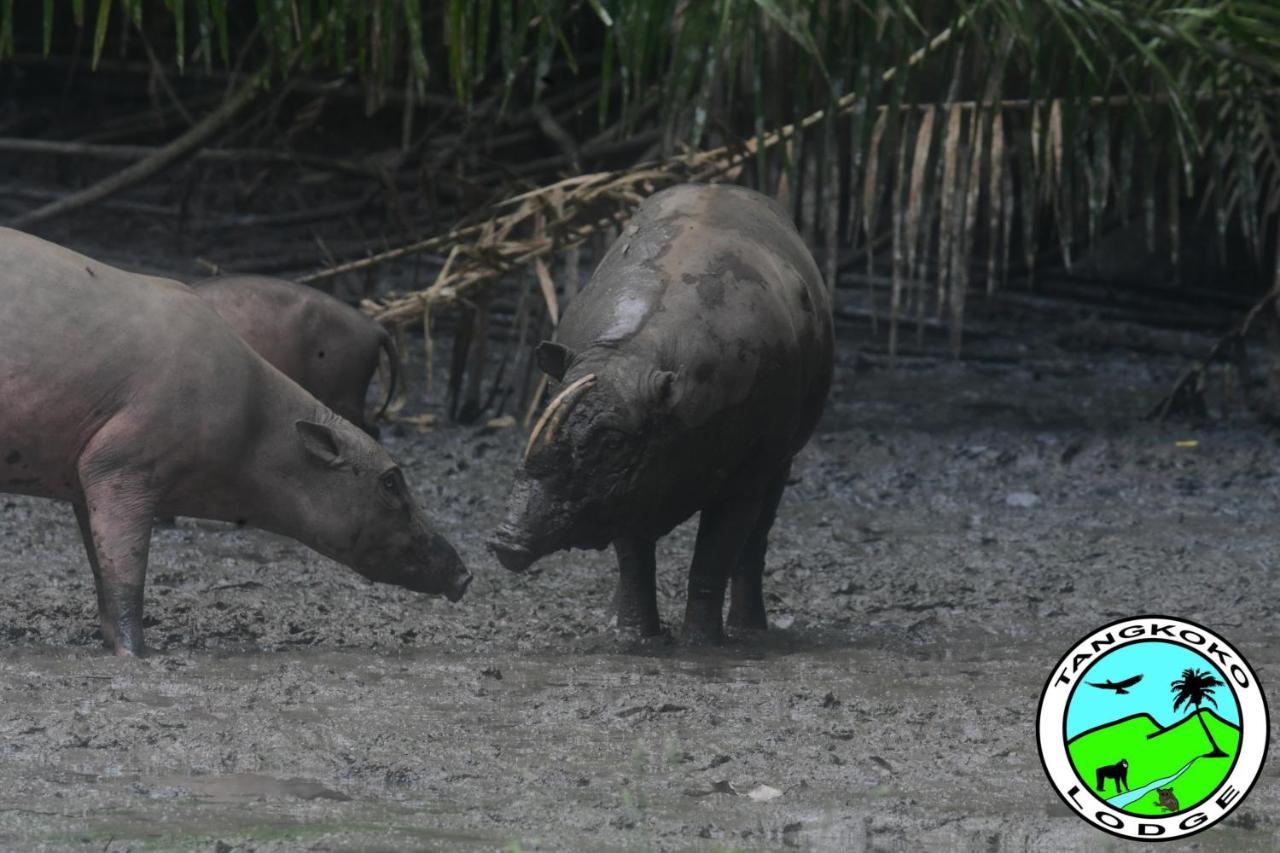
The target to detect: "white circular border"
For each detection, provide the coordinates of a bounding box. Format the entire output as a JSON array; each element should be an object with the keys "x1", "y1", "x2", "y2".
[{"x1": 1037, "y1": 615, "x2": 1269, "y2": 842}]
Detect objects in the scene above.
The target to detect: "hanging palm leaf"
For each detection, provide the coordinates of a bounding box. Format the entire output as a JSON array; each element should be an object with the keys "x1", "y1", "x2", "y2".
[{"x1": 3, "y1": 0, "x2": 1280, "y2": 351}]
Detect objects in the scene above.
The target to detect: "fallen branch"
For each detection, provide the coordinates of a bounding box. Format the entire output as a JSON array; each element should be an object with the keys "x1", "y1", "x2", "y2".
[
  {"x1": 530, "y1": 102, "x2": 582, "y2": 172},
  {"x1": 1146, "y1": 285, "x2": 1279, "y2": 420},
  {"x1": 298, "y1": 13, "x2": 969, "y2": 302},
  {"x1": 0, "y1": 185, "x2": 178, "y2": 218},
  {"x1": 5, "y1": 13, "x2": 341, "y2": 229},
  {"x1": 367, "y1": 203, "x2": 635, "y2": 326},
  {"x1": 6, "y1": 68, "x2": 269, "y2": 229},
  {"x1": 0, "y1": 137, "x2": 377, "y2": 178}
]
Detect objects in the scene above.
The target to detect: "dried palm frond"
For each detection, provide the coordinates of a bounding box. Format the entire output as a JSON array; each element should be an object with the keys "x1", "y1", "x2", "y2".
[{"x1": 10, "y1": 1, "x2": 1280, "y2": 374}]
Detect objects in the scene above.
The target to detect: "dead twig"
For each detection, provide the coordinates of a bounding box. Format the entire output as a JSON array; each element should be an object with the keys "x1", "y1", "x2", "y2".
[
  {"x1": 6, "y1": 69, "x2": 270, "y2": 229},
  {"x1": 266, "y1": 13, "x2": 971, "y2": 425},
  {"x1": 530, "y1": 102, "x2": 582, "y2": 173},
  {"x1": 134, "y1": 22, "x2": 195, "y2": 127},
  {"x1": 6, "y1": 17, "x2": 336, "y2": 229},
  {"x1": 1146, "y1": 285, "x2": 1280, "y2": 420},
  {"x1": 300, "y1": 12, "x2": 968, "y2": 311},
  {"x1": 0, "y1": 137, "x2": 378, "y2": 179}
]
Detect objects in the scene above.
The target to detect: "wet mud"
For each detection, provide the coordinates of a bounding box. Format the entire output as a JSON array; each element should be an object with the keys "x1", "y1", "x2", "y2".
[{"x1": 2, "y1": 293, "x2": 1280, "y2": 851}]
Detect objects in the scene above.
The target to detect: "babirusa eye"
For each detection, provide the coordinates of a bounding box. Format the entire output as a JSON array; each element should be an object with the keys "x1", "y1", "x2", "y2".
[{"x1": 600, "y1": 428, "x2": 628, "y2": 450}]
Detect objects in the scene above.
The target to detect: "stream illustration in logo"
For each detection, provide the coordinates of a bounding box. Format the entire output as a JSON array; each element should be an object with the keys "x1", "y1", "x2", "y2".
[{"x1": 1037, "y1": 616, "x2": 1268, "y2": 841}]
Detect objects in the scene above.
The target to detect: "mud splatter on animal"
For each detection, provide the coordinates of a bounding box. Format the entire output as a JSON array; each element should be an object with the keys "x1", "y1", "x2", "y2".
[
  {"x1": 0, "y1": 229, "x2": 469, "y2": 656},
  {"x1": 490, "y1": 183, "x2": 833, "y2": 644}
]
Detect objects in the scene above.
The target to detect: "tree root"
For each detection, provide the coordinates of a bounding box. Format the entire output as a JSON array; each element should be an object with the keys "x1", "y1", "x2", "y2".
[{"x1": 1146, "y1": 285, "x2": 1279, "y2": 420}]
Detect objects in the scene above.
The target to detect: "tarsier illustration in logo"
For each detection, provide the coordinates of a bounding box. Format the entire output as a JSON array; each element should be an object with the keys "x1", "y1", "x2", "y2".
[
  {"x1": 1155, "y1": 786, "x2": 1180, "y2": 813},
  {"x1": 1066, "y1": 641, "x2": 1242, "y2": 817}
]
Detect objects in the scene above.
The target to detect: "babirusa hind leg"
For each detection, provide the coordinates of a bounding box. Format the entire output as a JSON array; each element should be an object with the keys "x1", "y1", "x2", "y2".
[
  {"x1": 728, "y1": 462, "x2": 791, "y2": 632},
  {"x1": 683, "y1": 496, "x2": 762, "y2": 645}
]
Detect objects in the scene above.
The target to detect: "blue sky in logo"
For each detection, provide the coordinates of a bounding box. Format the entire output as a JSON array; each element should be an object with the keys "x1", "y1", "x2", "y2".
[{"x1": 1066, "y1": 640, "x2": 1240, "y2": 740}]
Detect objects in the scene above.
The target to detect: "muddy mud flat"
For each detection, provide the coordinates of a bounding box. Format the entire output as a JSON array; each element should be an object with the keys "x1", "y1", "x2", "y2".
[{"x1": 2, "y1": 298, "x2": 1280, "y2": 852}]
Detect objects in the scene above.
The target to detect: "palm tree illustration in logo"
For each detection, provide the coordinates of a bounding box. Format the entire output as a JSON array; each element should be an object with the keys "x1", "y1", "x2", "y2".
[
  {"x1": 1170, "y1": 668, "x2": 1230, "y2": 759},
  {"x1": 1064, "y1": 641, "x2": 1243, "y2": 817}
]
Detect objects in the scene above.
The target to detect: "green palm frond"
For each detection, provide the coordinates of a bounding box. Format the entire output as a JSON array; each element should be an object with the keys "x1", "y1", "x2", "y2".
[
  {"x1": 3, "y1": 1, "x2": 1279, "y2": 347},
  {"x1": 1171, "y1": 667, "x2": 1224, "y2": 713}
]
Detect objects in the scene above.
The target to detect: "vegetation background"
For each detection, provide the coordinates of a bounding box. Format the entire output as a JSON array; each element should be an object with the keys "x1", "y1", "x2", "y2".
[
  {"x1": 3, "y1": 1, "x2": 1280, "y2": 419},
  {"x1": 3, "y1": 8, "x2": 1280, "y2": 850}
]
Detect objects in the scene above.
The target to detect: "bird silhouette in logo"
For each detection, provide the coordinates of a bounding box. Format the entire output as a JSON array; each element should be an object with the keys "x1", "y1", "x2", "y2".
[{"x1": 1086, "y1": 674, "x2": 1143, "y2": 694}]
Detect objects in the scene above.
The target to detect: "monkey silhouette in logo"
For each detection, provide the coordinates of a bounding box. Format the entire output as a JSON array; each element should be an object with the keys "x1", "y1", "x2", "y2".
[{"x1": 1095, "y1": 759, "x2": 1129, "y2": 793}]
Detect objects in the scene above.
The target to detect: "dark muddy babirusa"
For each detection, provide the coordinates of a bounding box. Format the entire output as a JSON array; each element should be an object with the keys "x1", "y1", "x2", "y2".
[
  {"x1": 193, "y1": 274, "x2": 400, "y2": 438},
  {"x1": 0, "y1": 228, "x2": 471, "y2": 656},
  {"x1": 489, "y1": 183, "x2": 833, "y2": 645}
]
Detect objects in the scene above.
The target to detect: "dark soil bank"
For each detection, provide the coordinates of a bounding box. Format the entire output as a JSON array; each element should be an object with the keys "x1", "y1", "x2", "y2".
[{"x1": 2, "y1": 294, "x2": 1280, "y2": 852}]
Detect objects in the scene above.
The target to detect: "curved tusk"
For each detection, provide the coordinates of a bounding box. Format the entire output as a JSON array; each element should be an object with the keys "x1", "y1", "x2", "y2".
[
  {"x1": 524, "y1": 373, "x2": 596, "y2": 462},
  {"x1": 543, "y1": 384, "x2": 587, "y2": 451}
]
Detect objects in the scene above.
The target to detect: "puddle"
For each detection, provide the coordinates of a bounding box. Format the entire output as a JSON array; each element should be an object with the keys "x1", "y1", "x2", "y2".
[{"x1": 142, "y1": 773, "x2": 352, "y2": 803}]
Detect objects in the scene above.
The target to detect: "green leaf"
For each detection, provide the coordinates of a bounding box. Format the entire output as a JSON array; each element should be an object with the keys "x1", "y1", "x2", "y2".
[
  {"x1": 474, "y1": 0, "x2": 493, "y2": 86},
  {"x1": 91, "y1": 0, "x2": 112, "y2": 70},
  {"x1": 193, "y1": 0, "x2": 213, "y2": 70},
  {"x1": 586, "y1": 0, "x2": 612, "y2": 28},
  {"x1": 0, "y1": 0, "x2": 13, "y2": 58},
  {"x1": 750, "y1": 0, "x2": 829, "y2": 80},
  {"x1": 42, "y1": 0, "x2": 53, "y2": 56},
  {"x1": 299, "y1": 0, "x2": 313, "y2": 68},
  {"x1": 329, "y1": 0, "x2": 348, "y2": 67},
  {"x1": 215, "y1": 0, "x2": 229, "y2": 64},
  {"x1": 403, "y1": 0, "x2": 430, "y2": 97},
  {"x1": 447, "y1": 0, "x2": 466, "y2": 102},
  {"x1": 173, "y1": 0, "x2": 186, "y2": 73},
  {"x1": 598, "y1": 26, "x2": 614, "y2": 126}
]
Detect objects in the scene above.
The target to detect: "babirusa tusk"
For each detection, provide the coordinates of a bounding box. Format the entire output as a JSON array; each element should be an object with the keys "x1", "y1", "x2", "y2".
[{"x1": 524, "y1": 373, "x2": 596, "y2": 462}]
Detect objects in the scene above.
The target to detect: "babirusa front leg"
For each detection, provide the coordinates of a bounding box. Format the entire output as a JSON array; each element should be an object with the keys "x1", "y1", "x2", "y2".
[
  {"x1": 78, "y1": 474, "x2": 156, "y2": 656},
  {"x1": 613, "y1": 537, "x2": 661, "y2": 637}
]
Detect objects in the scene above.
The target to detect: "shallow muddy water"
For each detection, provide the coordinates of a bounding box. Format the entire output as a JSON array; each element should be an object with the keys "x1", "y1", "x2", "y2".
[{"x1": 2, "y1": 293, "x2": 1280, "y2": 851}]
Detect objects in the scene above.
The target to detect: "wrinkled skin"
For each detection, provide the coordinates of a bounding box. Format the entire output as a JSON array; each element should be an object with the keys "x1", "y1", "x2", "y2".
[
  {"x1": 0, "y1": 228, "x2": 470, "y2": 656},
  {"x1": 194, "y1": 275, "x2": 399, "y2": 437},
  {"x1": 490, "y1": 184, "x2": 833, "y2": 644}
]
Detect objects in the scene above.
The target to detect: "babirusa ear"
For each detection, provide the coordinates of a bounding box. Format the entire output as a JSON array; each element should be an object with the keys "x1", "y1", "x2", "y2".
[
  {"x1": 535, "y1": 341, "x2": 575, "y2": 381},
  {"x1": 653, "y1": 370, "x2": 678, "y2": 406},
  {"x1": 295, "y1": 420, "x2": 347, "y2": 469}
]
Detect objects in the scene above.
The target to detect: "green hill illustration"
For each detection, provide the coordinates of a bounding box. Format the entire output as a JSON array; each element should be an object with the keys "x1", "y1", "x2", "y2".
[{"x1": 1067, "y1": 709, "x2": 1240, "y2": 816}]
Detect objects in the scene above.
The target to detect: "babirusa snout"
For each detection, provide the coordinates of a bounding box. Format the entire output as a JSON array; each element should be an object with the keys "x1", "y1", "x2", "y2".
[
  {"x1": 427, "y1": 531, "x2": 472, "y2": 600},
  {"x1": 487, "y1": 475, "x2": 557, "y2": 573},
  {"x1": 488, "y1": 524, "x2": 537, "y2": 574},
  {"x1": 445, "y1": 570, "x2": 473, "y2": 602}
]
